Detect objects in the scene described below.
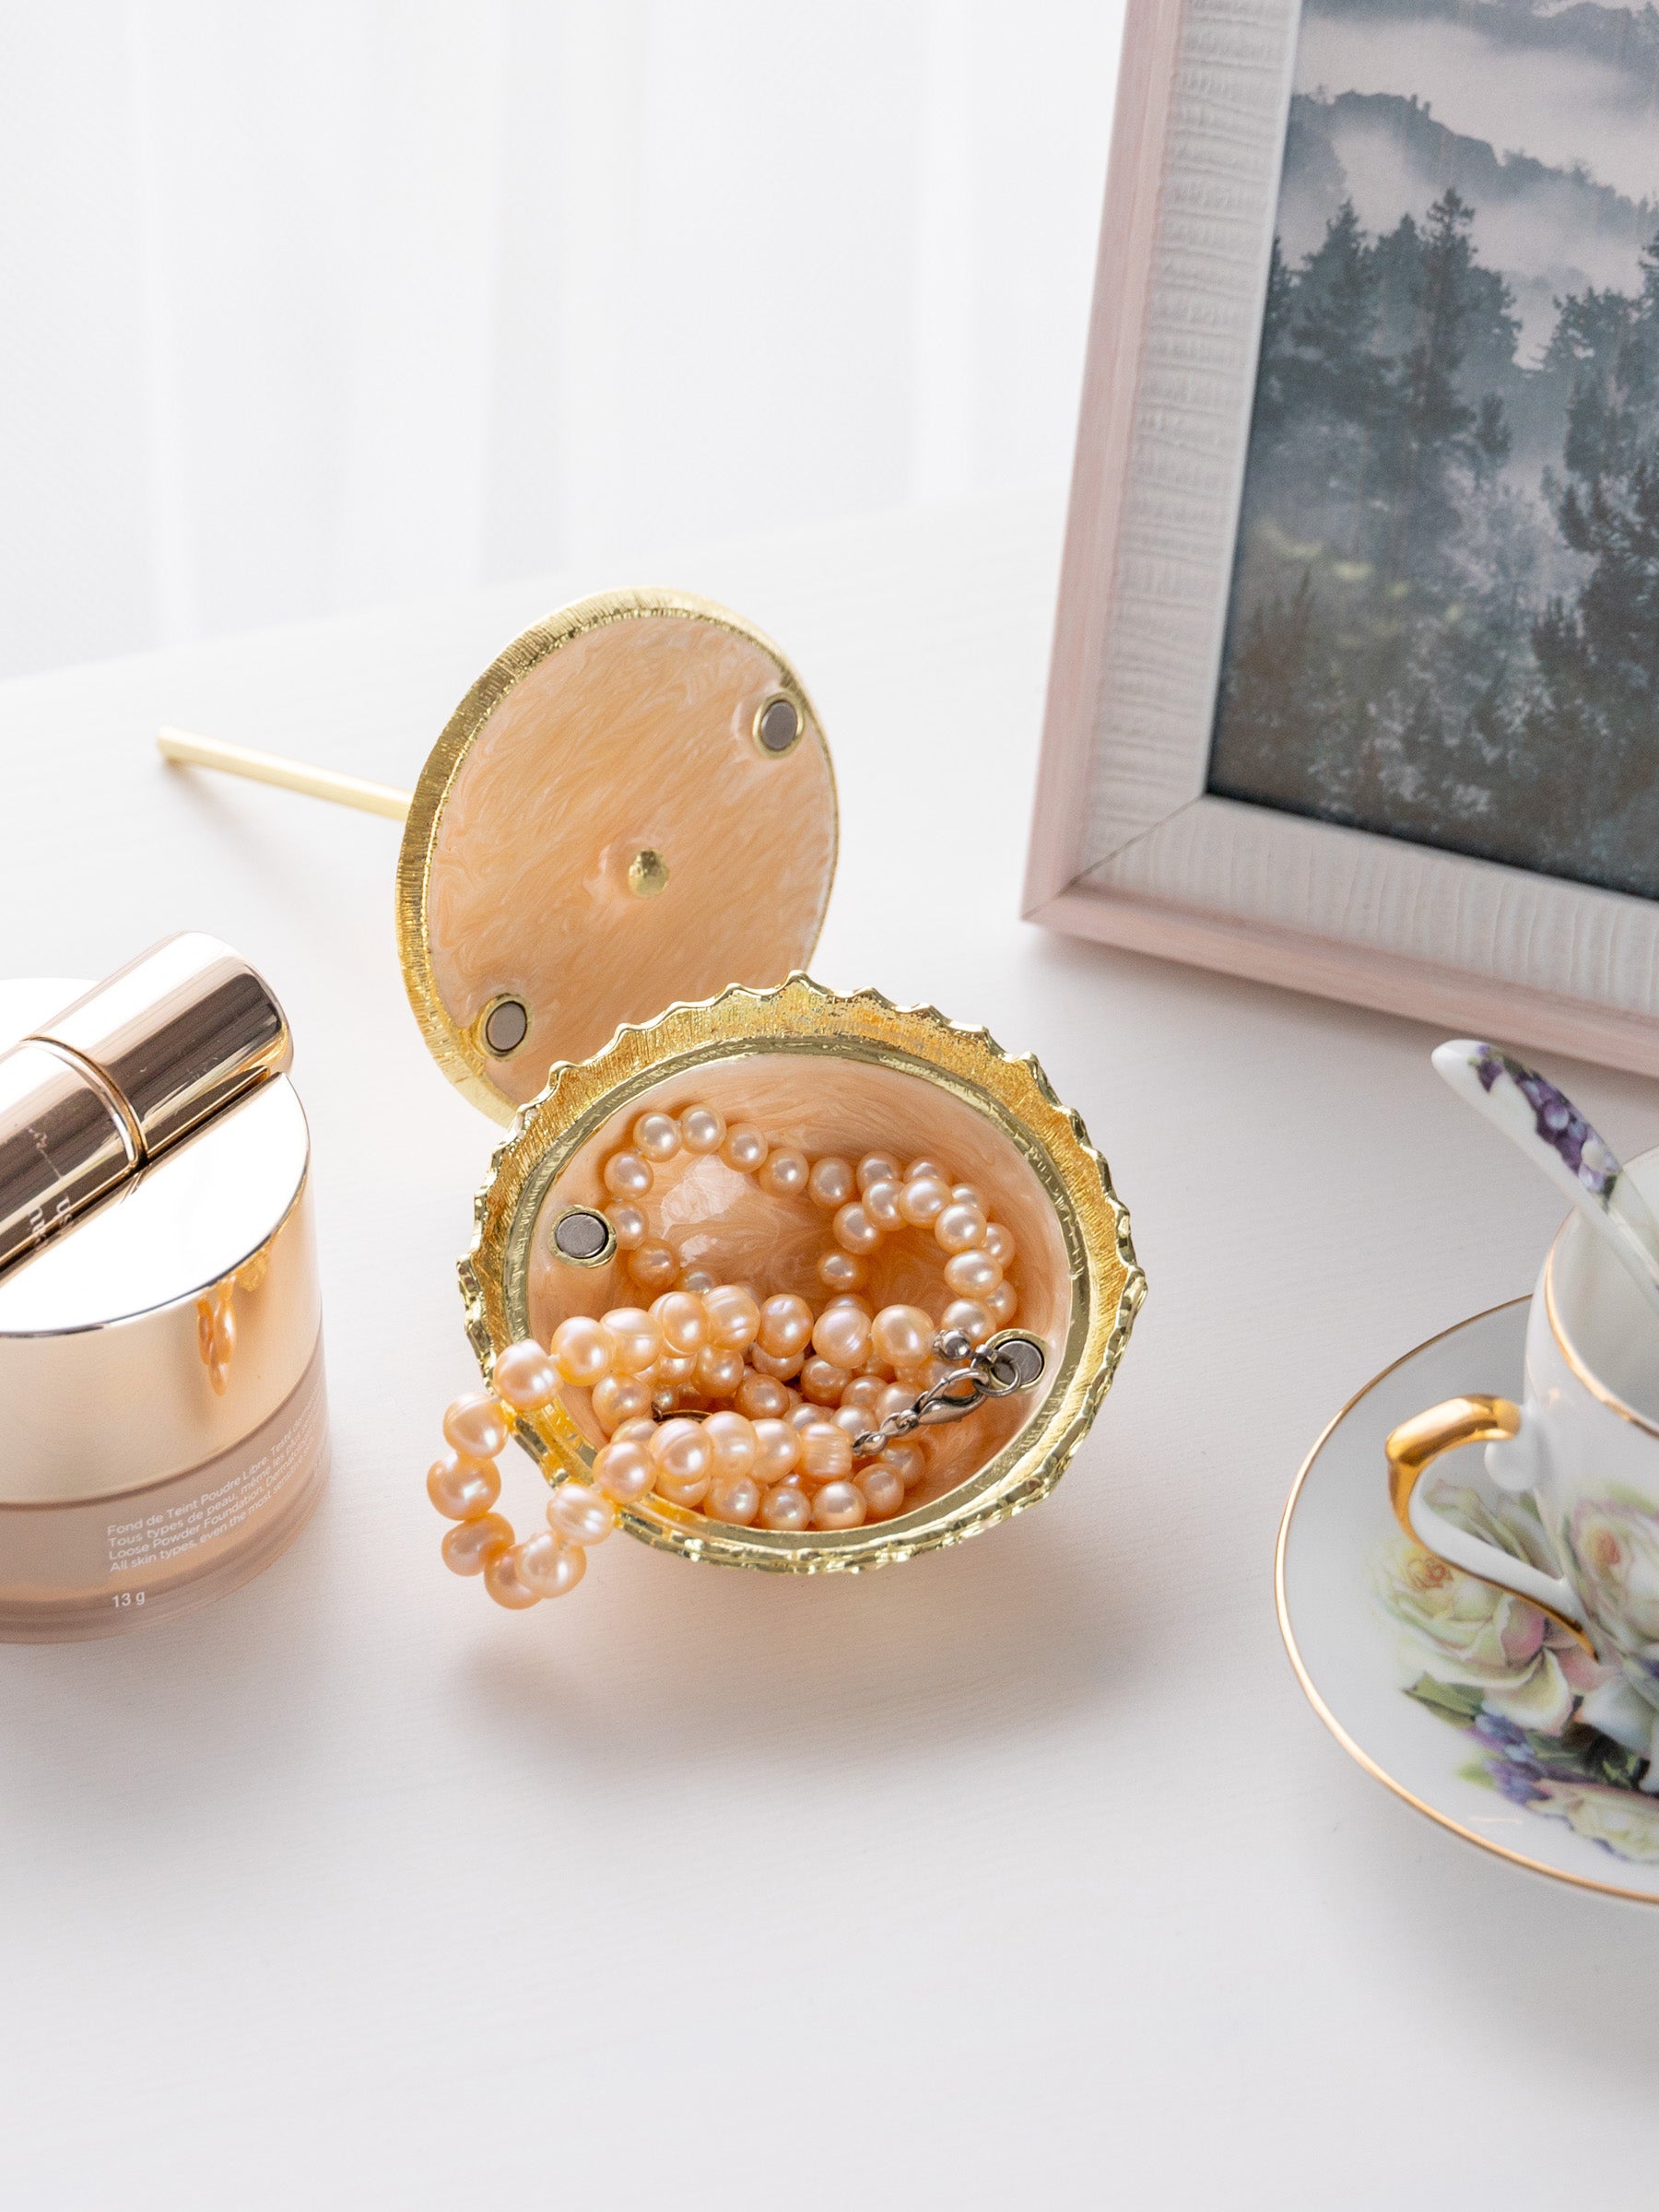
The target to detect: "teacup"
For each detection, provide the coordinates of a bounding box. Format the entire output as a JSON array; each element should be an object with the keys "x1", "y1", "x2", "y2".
[{"x1": 1387, "y1": 1145, "x2": 1659, "y2": 1779}]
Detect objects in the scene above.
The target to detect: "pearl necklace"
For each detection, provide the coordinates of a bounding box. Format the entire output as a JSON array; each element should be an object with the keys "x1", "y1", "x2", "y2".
[{"x1": 427, "y1": 1100, "x2": 1038, "y2": 1610}]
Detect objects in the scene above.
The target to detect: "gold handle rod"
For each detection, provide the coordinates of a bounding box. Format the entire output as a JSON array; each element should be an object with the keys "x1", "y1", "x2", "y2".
[{"x1": 156, "y1": 727, "x2": 413, "y2": 823}]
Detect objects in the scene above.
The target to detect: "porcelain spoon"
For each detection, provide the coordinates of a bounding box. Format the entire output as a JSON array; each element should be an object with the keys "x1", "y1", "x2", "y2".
[{"x1": 1432, "y1": 1039, "x2": 1659, "y2": 1322}]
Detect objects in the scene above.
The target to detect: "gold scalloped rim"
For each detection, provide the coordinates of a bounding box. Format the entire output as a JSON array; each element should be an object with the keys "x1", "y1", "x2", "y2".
[
  {"x1": 394, "y1": 587, "x2": 837, "y2": 1124},
  {"x1": 457, "y1": 974, "x2": 1145, "y2": 1574}
]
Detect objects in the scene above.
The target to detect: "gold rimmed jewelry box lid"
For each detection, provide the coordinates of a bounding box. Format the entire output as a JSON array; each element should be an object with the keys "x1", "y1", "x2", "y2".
[{"x1": 394, "y1": 589, "x2": 839, "y2": 1124}]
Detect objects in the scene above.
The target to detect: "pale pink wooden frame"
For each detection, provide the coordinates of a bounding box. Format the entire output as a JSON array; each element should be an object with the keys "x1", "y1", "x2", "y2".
[{"x1": 1025, "y1": 0, "x2": 1659, "y2": 1078}]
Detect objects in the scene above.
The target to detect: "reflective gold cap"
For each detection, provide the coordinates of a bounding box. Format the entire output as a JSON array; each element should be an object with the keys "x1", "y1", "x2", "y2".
[
  {"x1": 0, "y1": 935, "x2": 291, "y2": 1277},
  {"x1": 36, "y1": 933, "x2": 290, "y2": 1154}
]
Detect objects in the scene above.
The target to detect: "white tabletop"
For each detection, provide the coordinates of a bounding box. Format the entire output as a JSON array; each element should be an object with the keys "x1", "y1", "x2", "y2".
[{"x1": 4, "y1": 492, "x2": 1657, "y2": 2210}]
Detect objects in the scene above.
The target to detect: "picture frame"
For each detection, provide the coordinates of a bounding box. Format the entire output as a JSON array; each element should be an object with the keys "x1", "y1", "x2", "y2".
[{"x1": 1026, "y1": 0, "x2": 1659, "y2": 1076}]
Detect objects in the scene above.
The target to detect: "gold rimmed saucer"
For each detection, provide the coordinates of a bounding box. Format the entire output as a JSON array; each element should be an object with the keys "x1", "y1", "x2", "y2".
[{"x1": 1277, "y1": 1300, "x2": 1659, "y2": 1903}]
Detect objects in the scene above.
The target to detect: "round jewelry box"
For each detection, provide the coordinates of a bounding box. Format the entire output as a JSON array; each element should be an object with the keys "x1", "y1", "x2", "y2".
[{"x1": 396, "y1": 592, "x2": 1145, "y2": 1594}]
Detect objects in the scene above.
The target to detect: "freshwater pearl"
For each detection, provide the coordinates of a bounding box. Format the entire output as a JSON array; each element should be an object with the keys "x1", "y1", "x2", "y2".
[
  {"x1": 550, "y1": 1316, "x2": 613, "y2": 1386},
  {"x1": 863, "y1": 1178, "x2": 904, "y2": 1230},
  {"x1": 935, "y1": 1201, "x2": 988, "y2": 1253},
  {"x1": 654, "y1": 1352, "x2": 697, "y2": 1385},
  {"x1": 603, "y1": 1150, "x2": 653, "y2": 1200},
  {"x1": 703, "y1": 1283, "x2": 761, "y2": 1350},
  {"x1": 493, "y1": 1339, "x2": 561, "y2": 1412},
  {"x1": 952, "y1": 1185, "x2": 986, "y2": 1208},
  {"x1": 759, "y1": 1482, "x2": 813, "y2": 1531},
  {"x1": 750, "y1": 1346, "x2": 805, "y2": 1381},
  {"x1": 758, "y1": 1147, "x2": 808, "y2": 1197},
  {"x1": 942, "y1": 1298, "x2": 994, "y2": 1347},
  {"x1": 870, "y1": 1304, "x2": 933, "y2": 1371},
  {"x1": 879, "y1": 1440, "x2": 927, "y2": 1490},
  {"x1": 758, "y1": 1293, "x2": 814, "y2": 1359},
  {"x1": 605, "y1": 1203, "x2": 647, "y2": 1250},
  {"x1": 514, "y1": 1531, "x2": 587, "y2": 1599},
  {"x1": 441, "y1": 1512, "x2": 513, "y2": 1576},
  {"x1": 832, "y1": 1405, "x2": 872, "y2": 1447},
  {"x1": 877, "y1": 1382, "x2": 916, "y2": 1424},
  {"x1": 705, "y1": 1473, "x2": 762, "y2": 1525},
  {"x1": 944, "y1": 1247, "x2": 1003, "y2": 1299},
  {"x1": 695, "y1": 1344, "x2": 747, "y2": 1397},
  {"x1": 985, "y1": 1281, "x2": 1018, "y2": 1324},
  {"x1": 856, "y1": 1153, "x2": 902, "y2": 1192},
  {"x1": 752, "y1": 1418, "x2": 803, "y2": 1483},
  {"x1": 810, "y1": 1480, "x2": 866, "y2": 1530},
  {"x1": 601, "y1": 1308, "x2": 663, "y2": 1373},
  {"x1": 735, "y1": 1371, "x2": 790, "y2": 1420},
  {"x1": 484, "y1": 1546, "x2": 544, "y2": 1609},
  {"x1": 592, "y1": 1374, "x2": 653, "y2": 1432},
  {"x1": 628, "y1": 1242, "x2": 677, "y2": 1292},
  {"x1": 631, "y1": 1111, "x2": 682, "y2": 1162},
  {"x1": 813, "y1": 1302, "x2": 872, "y2": 1371},
  {"x1": 547, "y1": 1481, "x2": 618, "y2": 1547},
  {"x1": 679, "y1": 1104, "x2": 726, "y2": 1154},
  {"x1": 703, "y1": 1410, "x2": 759, "y2": 1476},
  {"x1": 840, "y1": 1374, "x2": 886, "y2": 1414},
  {"x1": 898, "y1": 1174, "x2": 951, "y2": 1227},
  {"x1": 826, "y1": 1293, "x2": 874, "y2": 1316},
  {"x1": 612, "y1": 1418, "x2": 660, "y2": 1448},
  {"x1": 817, "y1": 1249, "x2": 867, "y2": 1291},
  {"x1": 800, "y1": 1357, "x2": 848, "y2": 1406},
  {"x1": 652, "y1": 1418, "x2": 712, "y2": 1485},
  {"x1": 678, "y1": 1266, "x2": 717, "y2": 1296},
  {"x1": 904, "y1": 1159, "x2": 944, "y2": 1181},
  {"x1": 594, "y1": 1439, "x2": 656, "y2": 1503},
  {"x1": 651, "y1": 1290, "x2": 710, "y2": 1355},
  {"x1": 982, "y1": 1222, "x2": 1016, "y2": 1267},
  {"x1": 799, "y1": 1422, "x2": 853, "y2": 1480},
  {"x1": 857, "y1": 1464, "x2": 907, "y2": 1520},
  {"x1": 807, "y1": 1156, "x2": 855, "y2": 1210},
  {"x1": 832, "y1": 1201, "x2": 880, "y2": 1255},
  {"x1": 789, "y1": 1402, "x2": 823, "y2": 1435},
  {"x1": 443, "y1": 1393, "x2": 509, "y2": 1460},
  {"x1": 427, "y1": 1450, "x2": 500, "y2": 1521},
  {"x1": 654, "y1": 1465, "x2": 712, "y2": 1509},
  {"x1": 720, "y1": 1123, "x2": 770, "y2": 1173}
]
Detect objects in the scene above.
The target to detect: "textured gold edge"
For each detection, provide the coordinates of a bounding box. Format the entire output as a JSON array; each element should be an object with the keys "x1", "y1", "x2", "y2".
[
  {"x1": 458, "y1": 972, "x2": 1145, "y2": 1574},
  {"x1": 394, "y1": 587, "x2": 841, "y2": 1125},
  {"x1": 1275, "y1": 1297, "x2": 1659, "y2": 1905}
]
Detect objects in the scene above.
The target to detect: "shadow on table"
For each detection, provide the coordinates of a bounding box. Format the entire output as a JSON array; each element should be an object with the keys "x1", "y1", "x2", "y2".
[{"x1": 462, "y1": 1479, "x2": 1152, "y2": 1777}]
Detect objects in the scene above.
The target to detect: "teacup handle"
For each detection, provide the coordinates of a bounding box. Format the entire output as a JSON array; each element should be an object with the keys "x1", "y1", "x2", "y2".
[{"x1": 1384, "y1": 1394, "x2": 1593, "y2": 1650}]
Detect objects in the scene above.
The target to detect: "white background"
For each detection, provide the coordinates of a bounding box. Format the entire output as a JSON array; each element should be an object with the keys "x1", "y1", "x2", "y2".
[{"x1": 0, "y1": 0, "x2": 1120, "y2": 680}]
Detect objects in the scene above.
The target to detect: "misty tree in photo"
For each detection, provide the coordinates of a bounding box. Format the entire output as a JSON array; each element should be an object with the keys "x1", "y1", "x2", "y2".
[{"x1": 1208, "y1": 84, "x2": 1659, "y2": 900}]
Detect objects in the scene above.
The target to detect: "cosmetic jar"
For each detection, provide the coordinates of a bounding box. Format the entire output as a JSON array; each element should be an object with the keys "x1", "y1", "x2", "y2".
[{"x1": 0, "y1": 944, "x2": 326, "y2": 1641}]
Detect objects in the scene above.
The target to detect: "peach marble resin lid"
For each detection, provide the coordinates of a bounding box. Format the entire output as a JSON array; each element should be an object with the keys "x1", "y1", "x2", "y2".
[{"x1": 395, "y1": 590, "x2": 838, "y2": 1124}]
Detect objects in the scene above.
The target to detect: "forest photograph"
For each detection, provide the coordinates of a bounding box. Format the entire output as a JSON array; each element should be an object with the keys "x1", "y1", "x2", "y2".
[{"x1": 1207, "y1": 0, "x2": 1659, "y2": 900}]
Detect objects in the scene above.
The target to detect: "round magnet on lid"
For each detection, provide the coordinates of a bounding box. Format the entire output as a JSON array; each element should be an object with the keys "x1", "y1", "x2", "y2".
[{"x1": 395, "y1": 592, "x2": 837, "y2": 1121}]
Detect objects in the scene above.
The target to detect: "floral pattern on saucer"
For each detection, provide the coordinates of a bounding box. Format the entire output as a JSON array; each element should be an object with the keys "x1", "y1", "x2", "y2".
[{"x1": 1376, "y1": 1480, "x2": 1659, "y2": 1865}]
